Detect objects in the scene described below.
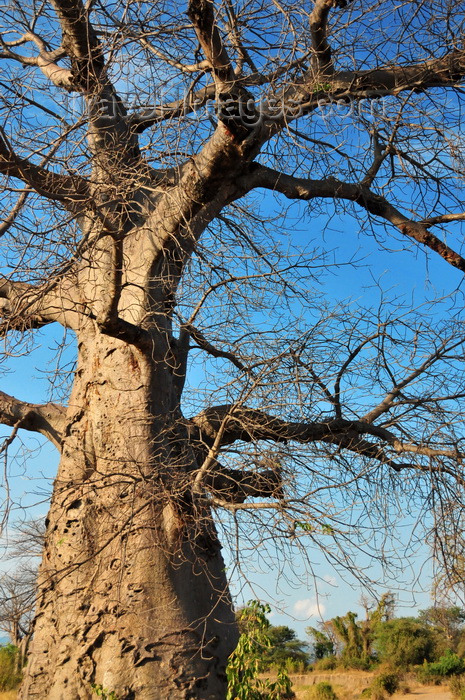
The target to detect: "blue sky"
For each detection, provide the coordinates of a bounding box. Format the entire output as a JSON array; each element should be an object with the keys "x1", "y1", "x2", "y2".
[
  {"x1": 0, "y1": 188, "x2": 463, "y2": 645},
  {"x1": 1, "y1": 0, "x2": 465, "y2": 645}
]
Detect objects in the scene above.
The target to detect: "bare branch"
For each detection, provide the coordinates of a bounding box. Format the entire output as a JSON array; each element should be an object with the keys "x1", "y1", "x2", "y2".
[
  {"x1": 49, "y1": 0, "x2": 103, "y2": 88},
  {"x1": 0, "y1": 33, "x2": 73, "y2": 89},
  {"x1": 362, "y1": 338, "x2": 462, "y2": 424},
  {"x1": 0, "y1": 390, "x2": 66, "y2": 448},
  {"x1": 189, "y1": 404, "x2": 463, "y2": 465},
  {"x1": 244, "y1": 165, "x2": 465, "y2": 272},
  {"x1": 187, "y1": 0, "x2": 235, "y2": 89},
  {"x1": 309, "y1": 0, "x2": 344, "y2": 76},
  {"x1": 0, "y1": 128, "x2": 90, "y2": 208},
  {"x1": 278, "y1": 48, "x2": 465, "y2": 126},
  {"x1": 204, "y1": 463, "x2": 283, "y2": 503},
  {"x1": 136, "y1": 34, "x2": 211, "y2": 74},
  {"x1": 421, "y1": 213, "x2": 465, "y2": 227},
  {"x1": 182, "y1": 322, "x2": 249, "y2": 372},
  {"x1": 0, "y1": 277, "x2": 81, "y2": 332},
  {"x1": 0, "y1": 189, "x2": 30, "y2": 238}
]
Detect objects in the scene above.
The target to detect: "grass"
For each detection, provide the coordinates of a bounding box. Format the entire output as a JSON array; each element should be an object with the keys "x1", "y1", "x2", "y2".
[{"x1": 0, "y1": 692, "x2": 17, "y2": 700}]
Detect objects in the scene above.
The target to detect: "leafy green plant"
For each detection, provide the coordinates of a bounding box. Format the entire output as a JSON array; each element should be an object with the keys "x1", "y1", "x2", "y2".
[
  {"x1": 91, "y1": 683, "x2": 119, "y2": 699},
  {"x1": 417, "y1": 650, "x2": 464, "y2": 683},
  {"x1": 430, "y1": 651, "x2": 464, "y2": 676},
  {"x1": 264, "y1": 625, "x2": 310, "y2": 669},
  {"x1": 0, "y1": 644, "x2": 22, "y2": 691},
  {"x1": 307, "y1": 627, "x2": 335, "y2": 661},
  {"x1": 226, "y1": 601, "x2": 295, "y2": 699},
  {"x1": 311, "y1": 83, "x2": 332, "y2": 93}
]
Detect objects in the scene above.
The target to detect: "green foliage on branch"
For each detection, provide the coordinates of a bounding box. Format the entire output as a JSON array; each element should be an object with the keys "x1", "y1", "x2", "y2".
[{"x1": 226, "y1": 601, "x2": 295, "y2": 700}]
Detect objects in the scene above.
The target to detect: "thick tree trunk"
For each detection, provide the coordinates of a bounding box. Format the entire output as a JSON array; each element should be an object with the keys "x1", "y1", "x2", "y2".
[{"x1": 19, "y1": 331, "x2": 238, "y2": 699}]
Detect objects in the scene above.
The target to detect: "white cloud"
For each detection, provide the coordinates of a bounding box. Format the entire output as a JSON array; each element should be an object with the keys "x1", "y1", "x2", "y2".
[{"x1": 293, "y1": 598, "x2": 326, "y2": 619}]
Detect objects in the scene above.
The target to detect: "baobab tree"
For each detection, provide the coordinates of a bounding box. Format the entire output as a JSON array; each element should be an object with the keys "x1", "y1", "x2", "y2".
[{"x1": 0, "y1": 0, "x2": 464, "y2": 697}]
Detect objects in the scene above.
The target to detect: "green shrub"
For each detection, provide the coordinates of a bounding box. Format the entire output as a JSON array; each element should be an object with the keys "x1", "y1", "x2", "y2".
[
  {"x1": 314, "y1": 656, "x2": 337, "y2": 671},
  {"x1": 91, "y1": 685, "x2": 119, "y2": 700},
  {"x1": 310, "y1": 681, "x2": 338, "y2": 700},
  {"x1": 371, "y1": 673, "x2": 400, "y2": 696},
  {"x1": 418, "y1": 651, "x2": 464, "y2": 683},
  {"x1": 0, "y1": 644, "x2": 22, "y2": 691},
  {"x1": 430, "y1": 651, "x2": 464, "y2": 676},
  {"x1": 340, "y1": 655, "x2": 372, "y2": 670}
]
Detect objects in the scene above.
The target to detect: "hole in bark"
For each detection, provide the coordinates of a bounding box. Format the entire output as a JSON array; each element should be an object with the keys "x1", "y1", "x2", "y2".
[
  {"x1": 68, "y1": 499, "x2": 82, "y2": 510},
  {"x1": 128, "y1": 583, "x2": 143, "y2": 591}
]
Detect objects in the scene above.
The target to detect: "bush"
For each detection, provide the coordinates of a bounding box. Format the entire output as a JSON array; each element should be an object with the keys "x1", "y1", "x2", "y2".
[
  {"x1": 282, "y1": 657, "x2": 308, "y2": 674},
  {"x1": 417, "y1": 651, "x2": 465, "y2": 683},
  {"x1": 340, "y1": 656, "x2": 372, "y2": 671},
  {"x1": 310, "y1": 681, "x2": 338, "y2": 700},
  {"x1": 430, "y1": 651, "x2": 464, "y2": 676},
  {"x1": 371, "y1": 673, "x2": 400, "y2": 696},
  {"x1": 0, "y1": 644, "x2": 22, "y2": 691},
  {"x1": 314, "y1": 657, "x2": 337, "y2": 671},
  {"x1": 227, "y1": 601, "x2": 295, "y2": 699}
]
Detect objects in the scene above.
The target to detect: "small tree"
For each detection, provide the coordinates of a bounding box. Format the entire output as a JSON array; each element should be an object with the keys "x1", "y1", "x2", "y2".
[
  {"x1": 307, "y1": 627, "x2": 335, "y2": 661},
  {"x1": 265, "y1": 626, "x2": 310, "y2": 669},
  {"x1": 226, "y1": 602, "x2": 294, "y2": 700},
  {"x1": 373, "y1": 618, "x2": 436, "y2": 668},
  {"x1": 418, "y1": 606, "x2": 465, "y2": 649}
]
